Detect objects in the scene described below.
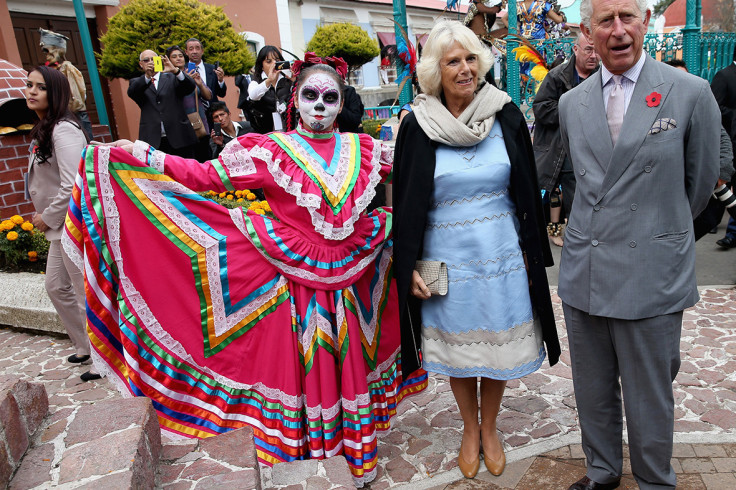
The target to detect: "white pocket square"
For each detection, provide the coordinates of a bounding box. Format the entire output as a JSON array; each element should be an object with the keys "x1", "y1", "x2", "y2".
[{"x1": 649, "y1": 118, "x2": 677, "y2": 135}]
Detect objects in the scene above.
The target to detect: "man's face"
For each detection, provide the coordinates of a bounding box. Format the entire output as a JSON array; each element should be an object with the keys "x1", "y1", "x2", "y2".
[
  {"x1": 573, "y1": 36, "x2": 600, "y2": 75},
  {"x1": 582, "y1": 0, "x2": 650, "y2": 75},
  {"x1": 186, "y1": 41, "x2": 203, "y2": 64},
  {"x1": 212, "y1": 109, "x2": 231, "y2": 128},
  {"x1": 139, "y1": 50, "x2": 156, "y2": 74}
]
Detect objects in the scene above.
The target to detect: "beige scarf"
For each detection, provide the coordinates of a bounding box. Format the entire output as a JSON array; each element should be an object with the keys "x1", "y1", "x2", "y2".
[{"x1": 413, "y1": 82, "x2": 511, "y2": 147}]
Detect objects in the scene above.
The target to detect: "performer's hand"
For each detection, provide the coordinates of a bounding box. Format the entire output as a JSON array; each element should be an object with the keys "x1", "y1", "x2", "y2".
[
  {"x1": 31, "y1": 213, "x2": 49, "y2": 232},
  {"x1": 410, "y1": 270, "x2": 431, "y2": 300},
  {"x1": 99, "y1": 139, "x2": 135, "y2": 154}
]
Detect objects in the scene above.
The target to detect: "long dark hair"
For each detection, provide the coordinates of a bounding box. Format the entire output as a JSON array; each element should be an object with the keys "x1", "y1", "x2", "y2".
[
  {"x1": 166, "y1": 45, "x2": 189, "y2": 65},
  {"x1": 253, "y1": 45, "x2": 284, "y2": 82},
  {"x1": 29, "y1": 65, "x2": 81, "y2": 164}
]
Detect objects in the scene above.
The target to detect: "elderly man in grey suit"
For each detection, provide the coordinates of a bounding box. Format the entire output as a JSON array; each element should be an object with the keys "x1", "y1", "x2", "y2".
[{"x1": 558, "y1": 0, "x2": 721, "y2": 488}]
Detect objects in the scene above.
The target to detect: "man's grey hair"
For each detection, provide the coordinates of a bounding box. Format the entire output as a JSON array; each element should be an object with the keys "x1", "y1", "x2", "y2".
[{"x1": 580, "y1": 0, "x2": 649, "y2": 29}]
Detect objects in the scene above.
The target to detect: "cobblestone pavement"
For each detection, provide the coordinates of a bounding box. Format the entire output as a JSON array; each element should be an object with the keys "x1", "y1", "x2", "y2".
[{"x1": 2, "y1": 287, "x2": 735, "y2": 488}]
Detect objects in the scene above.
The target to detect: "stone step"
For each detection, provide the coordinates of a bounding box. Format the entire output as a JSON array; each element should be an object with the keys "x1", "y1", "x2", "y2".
[
  {"x1": 9, "y1": 390, "x2": 264, "y2": 488},
  {"x1": 268, "y1": 456, "x2": 356, "y2": 489},
  {"x1": 0, "y1": 272, "x2": 64, "y2": 335},
  {"x1": 158, "y1": 426, "x2": 261, "y2": 489},
  {"x1": 0, "y1": 375, "x2": 49, "y2": 488}
]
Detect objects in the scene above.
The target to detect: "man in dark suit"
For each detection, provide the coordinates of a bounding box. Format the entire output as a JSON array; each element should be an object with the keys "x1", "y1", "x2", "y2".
[
  {"x1": 711, "y1": 46, "x2": 736, "y2": 249},
  {"x1": 185, "y1": 38, "x2": 227, "y2": 103},
  {"x1": 558, "y1": 0, "x2": 720, "y2": 488},
  {"x1": 185, "y1": 38, "x2": 227, "y2": 160},
  {"x1": 127, "y1": 49, "x2": 198, "y2": 157}
]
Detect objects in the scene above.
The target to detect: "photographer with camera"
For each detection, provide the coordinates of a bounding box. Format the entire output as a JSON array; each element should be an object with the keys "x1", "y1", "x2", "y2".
[
  {"x1": 208, "y1": 101, "x2": 250, "y2": 158},
  {"x1": 246, "y1": 45, "x2": 294, "y2": 133}
]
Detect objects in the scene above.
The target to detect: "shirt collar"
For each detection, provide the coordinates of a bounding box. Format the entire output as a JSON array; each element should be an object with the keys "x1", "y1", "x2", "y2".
[{"x1": 601, "y1": 51, "x2": 646, "y2": 86}]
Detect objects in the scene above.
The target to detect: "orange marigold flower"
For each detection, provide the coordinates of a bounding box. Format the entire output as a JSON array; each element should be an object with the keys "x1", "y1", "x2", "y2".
[
  {"x1": 208, "y1": 190, "x2": 217, "y2": 196},
  {"x1": 254, "y1": 209, "x2": 266, "y2": 215},
  {"x1": 21, "y1": 222, "x2": 34, "y2": 231},
  {"x1": 226, "y1": 195, "x2": 234, "y2": 200},
  {"x1": 10, "y1": 215, "x2": 24, "y2": 225},
  {"x1": 0, "y1": 220, "x2": 14, "y2": 230},
  {"x1": 237, "y1": 198, "x2": 244, "y2": 202},
  {"x1": 234, "y1": 190, "x2": 242, "y2": 197},
  {"x1": 218, "y1": 192, "x2": 227, "y2": 198},
  {"x1": 28, "y1": 251, "x2": 38, "y2": 261},
  {"x1": 246, "y1": 193, "x2": 257, "y2": 201},
  {"x1": 6, "y1": 231, "x2": 18, "y2": 241}
]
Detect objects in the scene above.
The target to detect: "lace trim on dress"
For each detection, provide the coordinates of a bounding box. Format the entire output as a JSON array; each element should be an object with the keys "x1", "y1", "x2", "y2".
[
  {"x1": 249, "y1": 138, "x2": 383, "y2": 241},
  {"x1": 229, "y1": 207, "x2": 389, "y2": 286},
  {"x1": 62, "y1": 232, "x2": 84, "y2": 273},
  {"x1": 93, "y1": 149, "x2": 305, "y2": 409},
  {"x1": 132, "y1": 140, "x2": 166, "y2": 173},
  {"x1": 137, "y1": 179, "x2": 287, "y2": 338},
  {"x1": 219, "y1": 138, "x2": 257, "y2": 177}
]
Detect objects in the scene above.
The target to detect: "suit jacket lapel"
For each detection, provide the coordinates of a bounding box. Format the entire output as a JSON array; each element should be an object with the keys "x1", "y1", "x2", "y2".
[
  {"x1": 597, "y1": 55, "x2": 672, "y2": 201},
  {"x1": 579, "y1": 70, "x2": 612, "y2": 171}
]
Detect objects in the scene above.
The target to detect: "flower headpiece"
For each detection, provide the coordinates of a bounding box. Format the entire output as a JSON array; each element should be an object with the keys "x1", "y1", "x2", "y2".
[{"x1": 291, "y1": 52, "x2": 349, "y2": 81}]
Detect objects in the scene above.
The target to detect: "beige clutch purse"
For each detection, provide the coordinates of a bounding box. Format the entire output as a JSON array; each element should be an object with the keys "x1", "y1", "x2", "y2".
[{"x1": 415, "y1": 260, "x2": 448, "y2": 296}]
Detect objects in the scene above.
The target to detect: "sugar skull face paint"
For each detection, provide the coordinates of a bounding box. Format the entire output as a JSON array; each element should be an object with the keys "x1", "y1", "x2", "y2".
[{"x1": 297, "y1": 73, "x2": 342, "y2": 131}]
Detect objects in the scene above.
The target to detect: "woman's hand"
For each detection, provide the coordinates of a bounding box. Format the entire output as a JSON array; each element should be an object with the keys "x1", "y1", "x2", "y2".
[
  {"x1": 31, "y1": 213, "x2": 49, "y2": 232},
  {"x1": 98, "y1": 139, "x2": 135, "y2": 154},
  {"x1": 265, "y1": 64, "x2": 279, "y2": 88},
  {"x1": 410, "y1": 270, "x2": 432, "y2": 300}
]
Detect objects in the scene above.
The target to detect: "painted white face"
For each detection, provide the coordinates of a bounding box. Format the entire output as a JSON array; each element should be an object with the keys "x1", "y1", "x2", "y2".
[{"x1": 297, "y1": 73, "x2": 342, "y2": 131}]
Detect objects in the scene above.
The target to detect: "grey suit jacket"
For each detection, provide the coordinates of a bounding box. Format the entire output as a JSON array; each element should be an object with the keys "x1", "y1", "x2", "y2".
[
  {"x1": 558, "y1": 55, "x2": 720, "y2": 319},
  {"x1": 27, "y1": 120, "x2": 87, "y2": 241}
]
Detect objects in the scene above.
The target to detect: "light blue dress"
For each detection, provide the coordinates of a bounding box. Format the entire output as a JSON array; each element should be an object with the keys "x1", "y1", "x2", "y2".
[{"x1": 420, "y1": 121, "x2": 545, "y2": 379}]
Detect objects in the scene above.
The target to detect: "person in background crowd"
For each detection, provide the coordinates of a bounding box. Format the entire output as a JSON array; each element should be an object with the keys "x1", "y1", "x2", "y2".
[
  {"x1": 665, "y1": 59, "x2": 735, "y2": 241},
  {"x1": 710, "y1": 46, "x2": 736, "y2": 249},
  {"x1": 25, "y1": 65, "x2": 99, "y2": 382},
  {"x1": 208, "y1": 100, "x2": 250, "y2": 158},
  {"x1": 533, "y1": 33, "x2": 600, "y2": 247},
  {"x1": 128, "y1": 50, "x2": 197, "y2": 158},
  {"x1": 558, "y1": 0, "x2": 720, "y2": 486},
  {"x1": 247, "y1": 45, "x2": 293, "y2": 133},
  {"x1": 38, "y1": 28, "x2": 93, "y2": 140},
  {"x1": 336, "y1": 84, "x2": 364, "y2": 133},
  {"x1": 393, "y1": 20, "x2": 559, "y2": 480},
  {"x1": 184, "y1": 38, "x2": 226, "y2": 160},
  {"x1": 167, "y1": 45, "x2": 212, "y2": 159}
]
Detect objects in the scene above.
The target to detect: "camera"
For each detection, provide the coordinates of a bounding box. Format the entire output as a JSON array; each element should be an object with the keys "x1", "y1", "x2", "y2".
[
  {"x1": 213, "y1": 122, "x2": 222, "y2": 137},
  {"x1": 274, "y1": 61, "x2": 291, "y2": 71}
]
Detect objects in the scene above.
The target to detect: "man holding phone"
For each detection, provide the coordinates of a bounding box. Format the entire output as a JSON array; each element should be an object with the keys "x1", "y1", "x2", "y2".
[
  {"x1": 208, "y1": 101, "x2": 250, "y2": 158},
  {"x1": 127, "y1": 49, "x2": 197, "y2": 157},
  {"x1": 185, "y1": 38, "x2": 226, "y2": 103}
]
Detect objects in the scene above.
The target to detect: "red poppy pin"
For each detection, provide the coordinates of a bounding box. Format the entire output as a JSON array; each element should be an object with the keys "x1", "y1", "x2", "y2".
[{"x1": 645, "y1": 92, "x2": 661, "y2": 107}]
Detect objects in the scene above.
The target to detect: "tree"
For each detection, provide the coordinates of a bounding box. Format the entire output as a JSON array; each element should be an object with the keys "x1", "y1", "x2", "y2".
[
  {"x1": 306, "y1": 23, "x2": 380, "y2": 70},
  {"x1": 98, "y1": 0, "x2": 254, "y2": 79},
  {"x1": 652, "y1": 0, "x2": 676, "y2": 17}
]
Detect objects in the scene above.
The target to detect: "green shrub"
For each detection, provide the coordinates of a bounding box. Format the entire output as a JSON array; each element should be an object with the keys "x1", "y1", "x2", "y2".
[
  {"x1": 306, "y1": 23, "x2": 380, "y2": 69},
  {"x1": 99, "y1": 0, "x2": 254, "y2": 79},
  {"x1": 362, "y1": 118, "x2": 386, "y2": 139}
]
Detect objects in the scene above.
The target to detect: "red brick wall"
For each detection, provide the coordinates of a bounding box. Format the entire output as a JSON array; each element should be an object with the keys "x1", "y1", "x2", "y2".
[{"x1": 0, "y1": 125, "x2": 112, "y2": 220}]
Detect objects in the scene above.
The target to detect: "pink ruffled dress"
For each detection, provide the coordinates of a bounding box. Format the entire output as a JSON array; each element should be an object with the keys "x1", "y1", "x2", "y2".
[{"x1": 64, "y1": 125, "x2": 427, "y2": 485}]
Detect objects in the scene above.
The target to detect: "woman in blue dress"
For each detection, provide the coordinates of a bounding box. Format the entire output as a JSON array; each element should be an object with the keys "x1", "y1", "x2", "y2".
[{"x1": 393, "y1": 21, "x2": 560, "y2": 480}]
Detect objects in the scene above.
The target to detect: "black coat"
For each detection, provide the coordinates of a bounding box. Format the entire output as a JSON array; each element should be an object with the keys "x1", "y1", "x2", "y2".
[
  {"x1": 248, "y1": 76, "x2": 293, "y2": 134},
  {"x1": 127, "y1": 72, "x2": 198, "y2": 149},
  {"x1": 336, "y1": 86, "x2": 364, "y2": 133},
  {"x1": 392, "y1": 103, "x2": 561, "y2": 377},
  {"x1": 711, "y1": 63, "x2": 736, "y2": 160}
]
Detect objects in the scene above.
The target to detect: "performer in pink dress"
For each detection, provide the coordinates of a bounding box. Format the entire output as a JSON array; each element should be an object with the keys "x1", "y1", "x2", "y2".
[{"x1": 63, "y1": 58, "x2": 426, "y2": 485}]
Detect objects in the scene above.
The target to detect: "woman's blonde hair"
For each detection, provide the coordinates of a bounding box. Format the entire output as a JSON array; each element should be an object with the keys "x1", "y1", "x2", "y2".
[{"x1": 416, "y1": 20, "x2": 492, "y2": 97}]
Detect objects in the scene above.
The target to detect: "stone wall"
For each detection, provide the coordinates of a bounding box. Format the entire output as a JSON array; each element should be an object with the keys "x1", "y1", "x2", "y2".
[{"x1": 0, "y1": 126, "x2": 112, "y2": 221}]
